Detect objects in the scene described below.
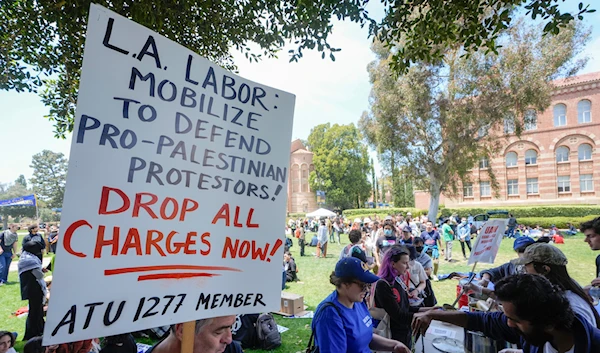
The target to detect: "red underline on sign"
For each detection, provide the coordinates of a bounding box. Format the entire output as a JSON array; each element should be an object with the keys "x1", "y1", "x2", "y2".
[
  {"x1": 137, "y1": 272, "x2": 220, "y2": 281},
  {"x1": 104, "y1": 265, "x2": 242, "y2": 276}
]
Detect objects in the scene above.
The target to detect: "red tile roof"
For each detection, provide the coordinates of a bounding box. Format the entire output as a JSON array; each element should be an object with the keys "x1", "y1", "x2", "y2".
[{"x1": 553, "y1": 71, "x2": 600, "y2": 88}]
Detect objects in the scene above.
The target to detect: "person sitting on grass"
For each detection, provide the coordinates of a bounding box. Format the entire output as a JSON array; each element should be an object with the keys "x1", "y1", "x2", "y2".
[
  {"x1": 284, "y1": 251, "x2": 298, "y2": 282},
  {"x1": 565, "y1": 222, "x2": 577, "y2": 236},
  {"x1": 145, "y1": 317, "x2": 243, "y2": 353},
  {"x1": 0, "y1": 331, "x2": 16, "y2": 353}
]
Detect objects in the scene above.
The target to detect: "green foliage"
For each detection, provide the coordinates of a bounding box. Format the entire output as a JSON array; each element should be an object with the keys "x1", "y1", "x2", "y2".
[
  {"x1": 360, "y1": 18, "x2": 589, "y2": 220},
  {"x1": 518, "y1": 216, "x2": 597, "y2": 229},
  {"x1": 14, "y1": 175, "x2": 27, "y2": 189},
  {"x1": 288, "y1": 212, "x2": 307, "y2": 219},
  {"x1": 1, "y1": 0, "x2": 595, "y2": 137},
  {"x1": 307, "y1": 123, "x2": 371, "y2": 210},
  {"x1": 343, "y1": 207, "x2": 426, "y2": 218},
  {"x1": 0, "y1": 182, "x2": 36, "y2": 229},
  {"x1": 29, "y1": 150, "x2": 68, "y2": 209},
  {"x1": 439, "y1": 205, "x2": 600, "y2": 218},
  {"x1": 39, "y1": 207, "x2": 61, "y2": 222}
]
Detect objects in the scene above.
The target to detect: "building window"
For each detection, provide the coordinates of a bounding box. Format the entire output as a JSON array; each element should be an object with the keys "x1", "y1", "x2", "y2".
[
  {"x1": 480, "y1": 181, "x2": 491, "y2": 197},
  {"x1": 580, "y1": 174, "x2": 594, "y2": 192},
  {"x1": 578, "y1": 144, "x2": 592, "y2": 161},
  {"x1": 557, "y1": 175, "x2": 571, "y2": 193},
  {"x1": 526, "y1": 178, "x2": 539, "y2": 194},
  {"x1": 556, "y1": 146, "x2": 570, "y2": 162},
  {"x1": 507, "y1": 179, "x2": 519, "y2": 195},
  {"x1": 578, "y1": 99, "x2": 592, "y2": 123},
  {"x1": 553, "y1": 104, "x2": 567, "y2": 127},
  {"x1": 524, "y1": 109, "x2": 537, "y2": 131},
  {"x1": 525, "y1": 149, "x2": 537, "y2": 165},
  {"x1": 479, "y1": 157, "x2": 490, "y2": 169},
  {"x1": 463, "y1": 182, "x2": 473, "y2": 197},
  {"x1": 504, "y1": 118, "x2": 515, "y2": 134},
  {"x1": 506, "y1": 152, "x2": 518, "y2": 167}
]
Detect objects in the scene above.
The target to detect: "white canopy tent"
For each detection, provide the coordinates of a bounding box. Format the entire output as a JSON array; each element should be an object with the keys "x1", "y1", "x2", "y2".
[{"x1": 306, "y1": 208, "x2": 336, "y2": 218}]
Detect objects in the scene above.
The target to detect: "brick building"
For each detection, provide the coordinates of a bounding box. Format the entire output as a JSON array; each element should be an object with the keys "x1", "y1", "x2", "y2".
[
  {"x1": 415, "y1": 71, "x2": 600, "y2": 209},
  {"x1": 287, "y1": 139, "x2": 318, "y2": 213}
]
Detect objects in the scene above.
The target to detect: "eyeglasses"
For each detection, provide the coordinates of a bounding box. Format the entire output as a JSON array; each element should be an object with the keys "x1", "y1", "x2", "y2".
[{"x1": 351, "y1": 281, "x2": 371, "y2": 291}]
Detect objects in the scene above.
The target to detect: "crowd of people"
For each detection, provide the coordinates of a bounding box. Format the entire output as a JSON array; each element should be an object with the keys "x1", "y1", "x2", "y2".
[{"x1": 3, "y1": 214, "x2": 600, "y2": 353}]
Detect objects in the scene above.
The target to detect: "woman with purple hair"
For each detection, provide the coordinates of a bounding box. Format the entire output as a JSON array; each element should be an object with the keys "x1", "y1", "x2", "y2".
[{"x1": 373, "y1": 245, "x2": 432, "y2": 348}]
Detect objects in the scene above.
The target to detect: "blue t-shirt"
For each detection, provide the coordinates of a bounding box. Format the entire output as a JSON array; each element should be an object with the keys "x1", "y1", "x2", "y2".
[{"x1": 312, "y1": 291, "x2": 373, "y2": 353}]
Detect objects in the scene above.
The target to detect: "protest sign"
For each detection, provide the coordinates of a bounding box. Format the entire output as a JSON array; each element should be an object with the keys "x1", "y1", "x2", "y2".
[
  {"x1": 467, "y1": 219, "x2": 507, "y2": 265},
  {"x1": 43, "y1": 4, "x2": 295, "y2": 345}
]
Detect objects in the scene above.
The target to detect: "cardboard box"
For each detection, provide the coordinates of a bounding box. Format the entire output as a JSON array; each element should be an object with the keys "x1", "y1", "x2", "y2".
[{"x1": 280, "y1": 292, "x2": 304, "y2": 315}]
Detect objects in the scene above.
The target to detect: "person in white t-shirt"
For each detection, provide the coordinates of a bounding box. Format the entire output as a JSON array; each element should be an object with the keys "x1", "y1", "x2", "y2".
[{"x1": 518, "y1": 243, "x2": 600, "y2": 328}]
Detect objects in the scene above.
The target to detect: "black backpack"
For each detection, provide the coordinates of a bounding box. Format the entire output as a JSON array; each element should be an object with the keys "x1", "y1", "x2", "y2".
[{"x1": 256, "y1": 313, "x2": 281, "y2": 350}]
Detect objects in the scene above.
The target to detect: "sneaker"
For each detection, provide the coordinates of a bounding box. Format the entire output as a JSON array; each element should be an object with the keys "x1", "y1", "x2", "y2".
[{"x1": 432, "y1": 275, "x2": 439, "y2": 282}]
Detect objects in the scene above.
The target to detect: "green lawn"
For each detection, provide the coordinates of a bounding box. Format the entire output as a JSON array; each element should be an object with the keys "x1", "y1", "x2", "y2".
[{"x1": 1, "y1": 232, "x2": 595, "y2": 353}]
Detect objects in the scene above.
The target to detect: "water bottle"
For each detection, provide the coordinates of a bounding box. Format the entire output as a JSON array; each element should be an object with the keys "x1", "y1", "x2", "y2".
[{"x1": 590, "y1": 286, "x2": 600, "y2": 306}]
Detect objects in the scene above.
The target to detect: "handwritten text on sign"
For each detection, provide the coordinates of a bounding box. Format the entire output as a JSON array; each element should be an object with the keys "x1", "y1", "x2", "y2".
[
  {"x1": 43, "y1": 4, "x2": 295, "y2": 345},
  {"x1": 467, "y1": 220, "x2": 507, "y2": 265}
]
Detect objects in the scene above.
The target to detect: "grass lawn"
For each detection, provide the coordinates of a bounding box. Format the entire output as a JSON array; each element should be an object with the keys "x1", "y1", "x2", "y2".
[{"x1": 1, "y1": 232, "x2": 595, "y2": 353}]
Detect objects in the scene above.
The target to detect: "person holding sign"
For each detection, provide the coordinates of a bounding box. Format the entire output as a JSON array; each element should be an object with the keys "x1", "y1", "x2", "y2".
[
  {"x1": 412, "y1": 274, "x2": 600, "y2": 353},
  {"x1": 311, "y1": 257, "x2": 410, "y2": 353},
  {"x1": 145, "y1": 317, "x2": 242, "y2": 353}
]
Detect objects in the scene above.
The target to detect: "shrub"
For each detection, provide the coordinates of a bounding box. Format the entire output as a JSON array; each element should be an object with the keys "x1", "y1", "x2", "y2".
[
  {"x1": 343, "y1": 208, "x2": 427, "y2": 218},
  {"x1": 438, "y1": 206, "x2": 600, "y2": 218},
  {"x1": 517, "y1": 215, "x2": 598, "y2": 229}
]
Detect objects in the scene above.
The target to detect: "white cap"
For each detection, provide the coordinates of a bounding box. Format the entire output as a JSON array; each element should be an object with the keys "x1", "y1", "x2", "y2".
[
  {"x1": 407, "y1": 212, "x2": 412, "y2": 216},
  {"x1": 354, "y1": 218, "x2": 362, "y2": 223},
  {"x1": 364, "y1": 217, "x2": 372, "y2": 223}
]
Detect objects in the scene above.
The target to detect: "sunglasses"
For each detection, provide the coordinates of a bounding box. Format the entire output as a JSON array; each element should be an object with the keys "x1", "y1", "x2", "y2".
[{"x1": 351, "y1": 281, "x2": 371, "y2": 291}]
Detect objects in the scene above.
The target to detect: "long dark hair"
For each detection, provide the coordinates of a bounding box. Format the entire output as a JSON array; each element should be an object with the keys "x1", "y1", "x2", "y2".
[{"x1": 533, "y1": 262, "x2": 600, "y2": 328}]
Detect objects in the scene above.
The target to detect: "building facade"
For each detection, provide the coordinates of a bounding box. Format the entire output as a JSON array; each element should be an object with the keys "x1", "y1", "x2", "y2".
[
  {"x1": 415, "y1": 71, "x2": 600, "y2": 209},
  {"x1": 287, "y1": 139, "x2": 318, "y2": 214}
]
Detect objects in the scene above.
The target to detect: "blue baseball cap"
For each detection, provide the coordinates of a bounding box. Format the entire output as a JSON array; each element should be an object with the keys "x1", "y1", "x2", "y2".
[
  {"x1": 513, "y1": 236, "x2": 535, "y2": 251},
  {"x1": 335, "y1": 257, "x2": 380, "y2": 283}
]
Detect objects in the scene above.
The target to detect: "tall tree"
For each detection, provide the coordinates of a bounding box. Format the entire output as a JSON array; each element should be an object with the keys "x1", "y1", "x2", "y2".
[
  {"x1": 0, "y1": 182, "x2": 36, "y2": 229},
  {"x1": 360, "y1": 19, "x2": 589, "y2": 220},
  {"x1": 307, "y1": 123, "x2": 371, "y2": 210},
  {"x1": 30, "y1": 150, "x2": 68, "y2": 209},
  {"x1": 1, "y1": 1, "x2": 593, "y2": 137},
  {"x1": 15, "y1": 174, "x2": 27, "y2": 189},
  {"x1": 370, "y1": 160, "x2": 378, "y2": 208}
]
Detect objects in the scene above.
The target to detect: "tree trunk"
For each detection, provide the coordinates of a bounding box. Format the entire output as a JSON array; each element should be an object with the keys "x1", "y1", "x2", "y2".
[
  {"x1": 427, "y1": 178, "x2": 442, "y2": 222},
  {"x1": 2, "y1": 213, "x2": 7, "y2": 230}
]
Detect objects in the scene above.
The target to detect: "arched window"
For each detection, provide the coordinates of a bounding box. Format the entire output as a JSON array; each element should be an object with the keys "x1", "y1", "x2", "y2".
[
  {"x1": 556, "y1": 146, "x2": 569, "y2": 162},
  {"x1": 578, "y1": 99, "x2": 592, "y2": 123},
  {"x1": 506, "y1": 152, "x2": 518, "y2": 167},
  {"x1": 554, "y1": 104, "x2": 567, "y2": 127},
  {"x1": 301, "y1": 164, "x2": 309, "y2": 192},
  {"x1": 578, "y1": 144, "x2": 593, "y2": 161},
  {"x1": 525, "y1": 149, "x2": 537, "y2": 165}
]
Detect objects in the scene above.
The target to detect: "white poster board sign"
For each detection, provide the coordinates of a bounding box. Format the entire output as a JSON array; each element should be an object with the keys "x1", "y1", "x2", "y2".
[
  {"x1": 43, "y1": 4, "x2": 295, "y2": 345},
  {"x1": 467, "y1": 219, "x2": 507, "y2": 265}
]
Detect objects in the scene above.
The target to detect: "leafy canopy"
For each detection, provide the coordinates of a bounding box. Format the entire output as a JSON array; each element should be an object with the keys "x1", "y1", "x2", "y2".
[
  {"x1": 307, "y1": 123, "x2": 371, "y2": 210},
  {"x1": 29, "y1": 150, "x2": 69, "y2": 209},
  {"x1": 360, "y1": 18, "x2": 590, "y2": 219},
  {"x1": 0, "y1": 0, "x2": 594, "y2": 137}
]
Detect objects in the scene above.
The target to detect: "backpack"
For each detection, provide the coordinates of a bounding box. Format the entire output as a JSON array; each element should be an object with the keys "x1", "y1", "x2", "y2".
[
  {"x1": 256, "y1": 313, "x2": 281, "y2": 350},
  {"x1": 339, "y1": 244, "x2": 360, "y2": 260}
]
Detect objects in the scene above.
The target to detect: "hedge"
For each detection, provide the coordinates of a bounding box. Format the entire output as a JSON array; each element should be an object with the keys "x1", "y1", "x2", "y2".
[
  {"x1": 438, "y1": 206, "x2": 600, "y2": 218},
  {"x1": 343, "y1": 208, "x2": 427, "y2": 218},
  {"x1": 517, "y1": 215, "x2": 598, "y2": 229}
]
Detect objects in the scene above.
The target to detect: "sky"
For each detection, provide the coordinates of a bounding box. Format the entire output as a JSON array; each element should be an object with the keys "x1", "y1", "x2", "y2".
[{"x1": 1, "y1": 1, "x2": 599, "y2": 186}]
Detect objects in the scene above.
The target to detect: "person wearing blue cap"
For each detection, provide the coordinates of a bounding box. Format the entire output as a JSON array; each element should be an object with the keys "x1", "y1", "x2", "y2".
[
  {"x1": 478, "y1": 236, "x2": 536, "y2": 287},
  {"x1": 310, "y1": 257, "x2": 409, "y2": 353}
]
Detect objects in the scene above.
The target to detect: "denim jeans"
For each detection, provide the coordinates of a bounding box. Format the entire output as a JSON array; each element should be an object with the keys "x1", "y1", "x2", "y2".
[{"x1": 0, "y1": 252, "x2": 13, "y2": 283}]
